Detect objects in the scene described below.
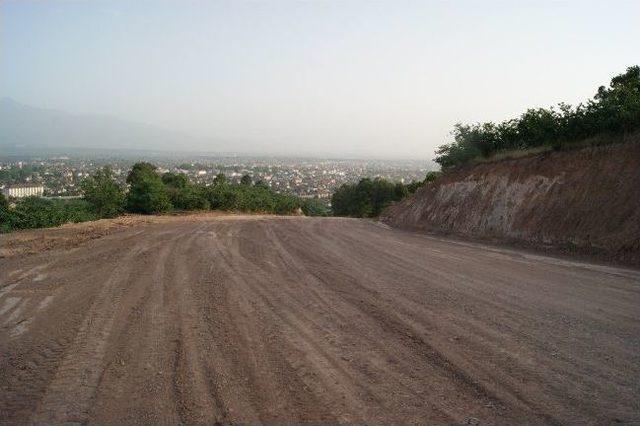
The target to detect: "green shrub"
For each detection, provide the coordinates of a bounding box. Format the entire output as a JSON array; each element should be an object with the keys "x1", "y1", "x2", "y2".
[
  {"x1": 1, "y1": 197, "x2": 97, "y2": 232},
  {"x1": 126, "y1": 162, "x2": 172, "y2": 214},
  {"x1": 435, "y1": 66, "x2": 640, "y2": 168},
  {"x1": 331, "y1": 177, "x2": 408, "y2": 218},
  {"x1": 273, "y1": 193, "x2": 301, "y2": 215},
  {"x1": 162, "y1": 172, "x2": 210, "y2": 210},
  {"x1": 302, "y1": 198, "x2": 330, "y2": 216},
  {"x1": 204, "y1": 182, "x2": 302, "y2": 214},
  {"x1": 0, "y1": 193, "x2": 9, "y2": 229},
  {"x1": 80, "y1": 166, "x2": 125, "y2": 218}
]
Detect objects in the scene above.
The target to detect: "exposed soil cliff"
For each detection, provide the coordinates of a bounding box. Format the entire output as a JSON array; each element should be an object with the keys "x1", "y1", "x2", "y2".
[{"x1": 383, "y1": 136, "x2": 640, "y2": 266}]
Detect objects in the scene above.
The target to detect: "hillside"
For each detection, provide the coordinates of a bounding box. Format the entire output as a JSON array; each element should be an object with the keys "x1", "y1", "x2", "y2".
[
  {"x1": 0, "y1": 98, "x2": 205, "y2": 153},
  {"x1": 383, "y1": 134, "x2": 640, "y2": 266}
]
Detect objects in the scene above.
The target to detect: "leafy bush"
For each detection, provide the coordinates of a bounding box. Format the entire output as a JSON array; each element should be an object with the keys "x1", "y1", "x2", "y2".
[
  {"x1": 206, "y1": 183, "x2": 237, "y2": 210},
  {"x1": 206, "y1": 183, "x2": 301, "y2": 214},
  {"x1": 424, "y1": 171, "x2": 441, "y2": 183},
  {"x1": 435, "y1": 66, "x2": 640, "y2": 168},
  {"x1": 331, "y1": 171, "x2": 441, "y2": 217},
  {"x1": 162, "y1": 172, "x2": 210, "y2": 210},
  {"x1": 1, "y1": 197, "x2": 97, "y2": 232},
  {"x1": 126, "y1": 162, "x2": 172, "y2": 214},
  {"x1": 240, "y1": 174, "x2": 252, "y2": 186},
  {"x1": 0, "y1": 193, "x2": 8, "y2": 216},
  {"x1": 80, "y1": 166, "x2": 125, "y2": 218},
  {"x1": 301, "y1": 198, "x2": 330, "y2": 217},
  {"x1": 332, "y1": 178, "x2": 405, "y2": 218}
]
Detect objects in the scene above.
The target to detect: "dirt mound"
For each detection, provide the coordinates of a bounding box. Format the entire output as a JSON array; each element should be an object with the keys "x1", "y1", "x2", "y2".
[{"x1": 383, "y1": 135, "x2": 640, "y2": 266}]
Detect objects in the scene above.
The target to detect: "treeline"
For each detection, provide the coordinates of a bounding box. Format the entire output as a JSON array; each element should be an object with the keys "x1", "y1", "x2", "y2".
[
  {"x1": 0, "y1": 196, "x2": 97, "y2": 232},
  {"x1": 331, "y1": 172, "x2": 439, "y2": 218},
  {"x1": 0, "y1": 162, "x2": 328, "y2": 232},
  {"x1": 435, "y1": 66, "x2": 640, "y2": 168}
]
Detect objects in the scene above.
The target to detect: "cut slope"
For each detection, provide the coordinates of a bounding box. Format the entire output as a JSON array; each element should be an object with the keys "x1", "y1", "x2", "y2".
[{"x1": 383, "y1": 135, "x2": 640, "y2": 266}]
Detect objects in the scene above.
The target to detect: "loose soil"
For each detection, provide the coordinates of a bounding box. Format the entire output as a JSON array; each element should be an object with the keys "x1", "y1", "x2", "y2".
[
  {"x1": 383, "y1": 136, "x2": 640, "y2": 267},
  {"x1": 1, "y1": 216, "x2": 638, "y2": 424}
]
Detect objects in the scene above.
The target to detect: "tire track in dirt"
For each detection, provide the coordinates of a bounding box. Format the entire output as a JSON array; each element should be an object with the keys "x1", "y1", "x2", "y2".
[
  {"x1": 197, "y1": 221, "x2": 338, "y2": 422},
  {"x1": 85, "y1": 227, "x2": 189, "y2": 423},
  {"x1": 30, "y1": 234, "x2": 165, "y2": 423},
  {"x1": 258, "y1": 220, "x2": 497, "y2": 422},
  {"x1": 168, "y1": 223, "x2": 231, "y2": 424},
  {"x1": 1, "y1": 216, "x2": 639, "y2": 424},
  {"x1": 269, "y1": 220, "x2": 546, "y2": 420},
  {"x1": 281, "y1": 218, "x2": 639, "y2": 423}
]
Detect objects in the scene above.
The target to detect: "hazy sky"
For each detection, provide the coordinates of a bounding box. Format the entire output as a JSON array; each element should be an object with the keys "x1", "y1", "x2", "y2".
[{"x1": 1, "y1": 1, "x2": 639, "y2": 158}]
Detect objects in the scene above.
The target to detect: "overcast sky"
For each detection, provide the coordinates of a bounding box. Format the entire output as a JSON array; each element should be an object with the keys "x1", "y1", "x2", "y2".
[{"x1": 1, "y1": 0, "x2": 639, "y2": 159}]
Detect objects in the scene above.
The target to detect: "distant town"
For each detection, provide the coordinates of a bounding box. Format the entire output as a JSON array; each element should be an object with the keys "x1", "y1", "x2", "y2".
[{"x1": 0, "y1": 154, "x2": 432, "y2": 203}]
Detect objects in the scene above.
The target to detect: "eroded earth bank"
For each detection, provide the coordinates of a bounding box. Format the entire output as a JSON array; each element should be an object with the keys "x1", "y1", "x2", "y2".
[{"x1": 383, "y1": 137, "x2": 640, "y2": 267}]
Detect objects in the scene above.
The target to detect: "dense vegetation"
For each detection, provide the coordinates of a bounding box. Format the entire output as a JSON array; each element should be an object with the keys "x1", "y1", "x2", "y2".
[
  {"x1": 0, "y1": 195, "x2": 97, "y2": 233},
  {"x1": 0, "y1": 162, "x2": 328, "y2": 232},
  {"x1": 80, "y1": 166, "x2": 125, "y2": 218},
  {"x1": 435, "y1": 66, "x2": 640, "y2": 168},
  {"x1": 331, "y1": 171, "x2": 440, "y2": 218}
]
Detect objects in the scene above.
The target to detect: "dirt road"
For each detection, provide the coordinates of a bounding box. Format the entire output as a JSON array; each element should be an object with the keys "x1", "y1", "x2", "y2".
[{"x1": 1, "y1": 216, "x2": 639, "y2": 424}]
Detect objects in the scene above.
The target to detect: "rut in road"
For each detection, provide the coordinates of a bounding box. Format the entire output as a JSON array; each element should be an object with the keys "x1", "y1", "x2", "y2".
[{"x1": 1, "y1": 216, "x2": 639, "y2": 424}]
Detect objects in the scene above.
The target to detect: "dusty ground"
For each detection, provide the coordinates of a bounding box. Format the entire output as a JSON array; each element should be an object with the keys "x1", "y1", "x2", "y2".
[
  {"x1": 0, "y1": 212, "x2": 231, "y2": 258},
  {"x1": 383, "y1": 137, "x2": 640, "y2": 267},
  {"x1": 0, "y1": 216, "x2": 639, "y2": 424}
]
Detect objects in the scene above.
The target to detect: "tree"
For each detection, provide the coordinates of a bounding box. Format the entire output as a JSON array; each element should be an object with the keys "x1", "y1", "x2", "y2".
[
  {"x1": 434, "y1": 65, "x2": 640, "y2": 168},
  {"x1": 161, "y1": 172, "x2": 208, "y2": 210},
  {"x1": 394, "y1": 182, "x2": 408, "y2": 199},
  {"x1": 0, "y1": 192, "x2": 8, "y2": 216},
  {"x1": 0, "y1": 193, "x2": 9, "y2": 231},
  {"x1": 593, "y1": 65, "x2": 640, "y2": 133},
  {"x1": 424, "y1": 171, "x2": 441, "y2": 183},
  {"x1": 213, "y1": 172, "x2": 227, "y2": 186},
  {"x1": 240, "y1": 174, "x2": 252, "y2": 186},
  {"x1": 254, "y1": 179, "x2": 269, "y2": 189},
  {"x1": 406, "y1": 180, "x2": 423, "y2": 194},
  {"x1": 331, "y1": 178, "x2": 408, "y2": 218},
  {"x1": 126, "y1": 162, "x2": 158, "y2": 185},
  {"x1": 301, "y1": 198, "x2": 330, "y2": 216},
  {"x1": 161, "y1": 172, "x2": 188, "y2": 189},
  {"x1": 80, "y1": 166, "x2": 125, "y2": 218},
  {"x1": 126, "y1": 162, "x2": 171, "y2": 214},
  {"x1": 273, "y1": 193, "x2": 300, "y2": 214}
]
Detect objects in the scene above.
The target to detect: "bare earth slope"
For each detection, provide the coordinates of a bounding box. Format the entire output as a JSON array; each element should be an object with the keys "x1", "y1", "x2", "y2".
[
  {"x1": 1, "y1": 216, "x2": 639, "y2": 424},
  {"x1": 383, "y1": 137, "x2": 640, "y2": 266}
]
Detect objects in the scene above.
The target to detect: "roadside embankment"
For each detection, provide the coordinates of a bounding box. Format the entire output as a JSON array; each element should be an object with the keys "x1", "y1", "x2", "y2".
[{"x1": 382, "y1": 135, "x2": 640, "y2": 266}]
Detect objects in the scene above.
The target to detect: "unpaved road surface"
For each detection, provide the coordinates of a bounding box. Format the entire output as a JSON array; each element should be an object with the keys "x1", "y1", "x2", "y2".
[{"x1": 1, "y1": 216, "x2": 639, "y2": 424}]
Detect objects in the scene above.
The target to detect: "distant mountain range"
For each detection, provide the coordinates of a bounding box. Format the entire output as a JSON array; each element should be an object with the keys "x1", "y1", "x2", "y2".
[{"x1": 0, "y1": 98, "x2": 208, "y2": 155}]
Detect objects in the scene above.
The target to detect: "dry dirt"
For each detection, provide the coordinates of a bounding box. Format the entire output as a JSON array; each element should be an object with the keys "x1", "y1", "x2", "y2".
[
  {"x1": 0, "y1": 212, "x2": 231, "y2": 259},
  {"x1": 1, "y1": 215, "x2": 639, "y2": 424},
  {"x1": 383, "y1": 136, "x2": 640, "y2": 267}
]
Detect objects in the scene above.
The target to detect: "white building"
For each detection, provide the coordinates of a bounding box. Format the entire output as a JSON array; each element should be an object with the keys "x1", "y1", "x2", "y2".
[{"x1": 2, "y1": 184, "x2": 45, "y2": 199}]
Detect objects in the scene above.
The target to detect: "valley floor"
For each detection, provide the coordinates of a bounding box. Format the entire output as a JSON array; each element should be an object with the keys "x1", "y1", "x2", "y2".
[{"x1": 1, "y1": 216, "x2": 639, "y2": 424}]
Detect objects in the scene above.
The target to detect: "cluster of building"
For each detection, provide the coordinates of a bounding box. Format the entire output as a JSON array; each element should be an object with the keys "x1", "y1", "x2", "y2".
[
  {"x1": 0, "y1": 155, "x2": 433, "y2": 201},
  {"x1": 1, "y1": 183, "x2": 44, "y2": 199}
]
